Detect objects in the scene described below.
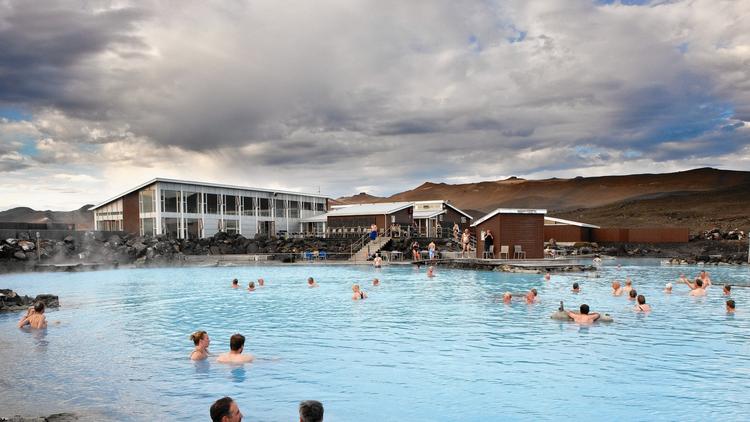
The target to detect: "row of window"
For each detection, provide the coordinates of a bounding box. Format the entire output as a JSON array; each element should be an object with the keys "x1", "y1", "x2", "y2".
[
  {"x1": 140, "y1": 189, "x2": 325, "y2": 216},
  {"x1": 142, "y1": 217, "x2": 278, "y2": 239}
]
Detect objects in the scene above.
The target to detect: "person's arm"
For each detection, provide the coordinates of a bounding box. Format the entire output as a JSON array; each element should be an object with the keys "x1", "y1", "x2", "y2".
[
  {"x1": 591, "y1": 313, "x2": 601, "y2": 321},
  {"x1": 40, "y1": 315, "x2": 47, "y2": 329},
  {"x1": 17, "y1": 316, "x2": 30, "y2": 328},
  {"x1": 566, "y1": 311, "x2": 577, "y2": 319}
]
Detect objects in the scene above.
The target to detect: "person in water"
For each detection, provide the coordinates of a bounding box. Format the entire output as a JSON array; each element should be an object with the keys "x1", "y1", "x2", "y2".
[
  {"x1": 544, "y1": 271, "x2": 551, "y2": 281},
  {"x1": 628, "y1": 289, "x2": 638, "y2": 301},
  {"x1": 427, "y1": 266, "x2": 436, "y2": 277},
  {"x1": 723, "y1": 285, "x2": 731, "y2": 295},
  {"x1": 664, "y1": 283, "x2": 673, "y2": 294},
  {"x1": 611, "y1": 281, "x2": 623, "y2": 296},
  {"x1": 231, "y1": 279, "x2": 239, "y2": 289},
  {"x1": 525, "y1": 288, "x2": 538, "y2": 304},
  {"x1": 689, "y1": 279, "x2": 707, "y2": 296},
  {"x1": 502, "y1": 292, "x2": 512, "y2": 304},
  {"x1": 571, "y1": 282, "x2": 580, "y2": 293},
  {"x1": 695, "y1": 270, "x2": 712, "y2": 288},
  {"x1": 247, "y1": 281, "x2": 256, "y2": 291},
  {"x1": 352, "y1": 284, "x2": 367, "y2": 300},
  {"x1": 307, "y1": 277, "x2": 319, "y2": 288},
  {"x1": 372, "y1": 278, "x2": 380, "y2": 286},
  {"x1": 623, "y1": 278, "x2": 634, "y2": 293},
  {"x1": 726, "y1": 299, "x2": 736, "y2": 314},
  {"x1": 17, "y1": 302, "x2": 47, "y2": 329},
  {"x1": 299, "y1": 400, "x2": 324, "y2": 422},
  {"x1": 373, "y1": 254, "x2": 383, "y2": 268},
  {"x1": 634, "y1": 295, "x2": 651, "y2": 312},
  {"x1": 210, "y1": 396, "x2": 243, "y2": 422},
  {"x1": 217, "y1": 334, "x2": 254, "y2": 364},
  {"x1": 257, "y1": 278, "x2": 265, "y2": 287},
  {"x1": 566, "y1": 303, "x2": 601, "y2": 324},
  {"x1": 189, "y1": 330, "x2": 210, "y2": 361}
]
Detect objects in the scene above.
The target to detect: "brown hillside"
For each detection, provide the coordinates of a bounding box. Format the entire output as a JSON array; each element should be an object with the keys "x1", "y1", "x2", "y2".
[{"x1": 0, "y1": 205, "x2": 94, "y2": 230}]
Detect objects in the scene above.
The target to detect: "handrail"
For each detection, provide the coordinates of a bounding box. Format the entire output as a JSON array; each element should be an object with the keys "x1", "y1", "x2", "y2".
[{"x1": 349, "y1": 232, "x2": 371, "y2": 260}]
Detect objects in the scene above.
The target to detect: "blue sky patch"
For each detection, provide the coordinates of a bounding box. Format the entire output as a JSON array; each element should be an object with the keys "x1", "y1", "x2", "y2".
[{"x1": 0, "y1": 107, "x2": 31, "y2": 121}]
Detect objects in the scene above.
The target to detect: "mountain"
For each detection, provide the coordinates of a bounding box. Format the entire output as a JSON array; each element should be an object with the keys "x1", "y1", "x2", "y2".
[
  {"x1": 335, "y1": 192, "x2": 386, "y2": 204},
  {"x1": 0, "y1": 205, "x2": 94, "y2": 230},
  {"x1": 336, "y1": 168, "x2": 750, "y2": 233}
]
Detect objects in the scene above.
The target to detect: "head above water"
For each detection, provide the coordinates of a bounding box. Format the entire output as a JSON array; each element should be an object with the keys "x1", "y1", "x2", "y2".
[
  {"x1": 612, "y1": 281, "x2": 621, "y2": 289},
  {"x1": 210, "y1": 396, "x2": 240, "y2": 422},
  {"x1": 229, "y1": 334, "x2": 245, "y2": 352},
  {"x1": 625, "y1": 279, "x2": 632, "y2": 286},
  {"x1": 665, "y1": 283, "x2": 673, "y2": 290},
  {"x1": 637, "y1": 295, "x2": 646, "y2": 305},
  {"x1": 580, "y1": 304, "x2": 590, "y2": 315},
  {"x1": 629, "y1": 289, "x2": 638, "y2": 298},
  {"x1": 696, "y1": 279, "x2": 703, "y2": 288},
  {"x1": 190, "y1": 330, "x2": 207, "y2": 346},
  {"x1": 33, "y1": 302, "x2": 45, "y2": 313},
  {"x1": 572, "y1": 282, "x2": 579, "y2": 289},
  {"x1": 726, "y1": 299, "x2": 735, "y2": 310},
  {"x1": 307, "y1": 277, "x2": 315, "y2": 285},
  {"x1": 352, "y1": 284, "x2": 361, "y2": 292},
  {"x1": 531, "y1": 288, "x2": 538, "y2": 297},
  {"x1": 258, "y1": 278, "x2": 265, "y2": 286},
  {"x1": 724, "y1": 285, "x2": 731, "y2": 293},
  {"x1": 248, "y1": 281, "x2": 255, "y2": 289},
  {"x1": 232, "y1": 279, "x2": 238, "y2": 286},
  {"x1": 299, "y1": 400, "x2": 324, "y2": 422}
]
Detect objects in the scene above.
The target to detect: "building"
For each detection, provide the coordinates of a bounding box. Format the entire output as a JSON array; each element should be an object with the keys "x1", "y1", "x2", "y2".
[
  {"x1": 543, "y1": 216, "x2": 600, "y2": 243},
  {"x1": 90, "y1": 178, "x2": 329, "y2": 238},
  {"x1": 471, "y1": 208, "x2": 546, "y2": 259},
  {"x1": 412, "y1": 200, "x2": 473, "y2": 237},
  {"x1": 326, "y1": 202, "x2": 414, "y2": 237}
]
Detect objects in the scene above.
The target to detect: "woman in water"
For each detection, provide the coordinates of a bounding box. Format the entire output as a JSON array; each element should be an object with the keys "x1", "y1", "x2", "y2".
[
  {"x1": 612, "y1": 281, "x2": 623, "y2": 296},
  {"x1": 352, "y1": 284, "x2": 367, "y2": 300},
  {"x1": 247, "y1": 281, "x2": 256, "y2": 291},
  {"x1": 189, "y1": 330, "x2": 210, "y2": 361}
]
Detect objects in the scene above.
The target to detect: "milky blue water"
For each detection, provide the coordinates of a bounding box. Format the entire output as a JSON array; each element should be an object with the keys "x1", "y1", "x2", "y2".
[{"x1": 1, "y1": 261, "x2": 749, "y2": 421}]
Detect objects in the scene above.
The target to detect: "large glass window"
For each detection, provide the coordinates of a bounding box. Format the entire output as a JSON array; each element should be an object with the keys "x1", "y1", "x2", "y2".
[
  {"x1": 242, "y1": 197, "x2": 255, "y2": 216},
  {"x1": 225, "y1": 195, "x2": 238, "y2": 215},
  {"x1": 206, "y1": 193, "x2": 219, "y2": 214},
  {"x1": 302, "y1": 201, "x2": 312, "y2": 211},
  {"x1": 162, "y1": 190, "x2": 180, "y2": 213},
  {"x1": 275, "y1": 199, "x2": 286, "y2": 217},
  {"x1": 162, "y1": 218, "x2": 179, "y2": 238},
  {"x1": 184, "y1": 192, "x2": 199, "y2": 214},
  {"x1": 258, "y1": 198, "x2": 270, "y2": 217},
  {"x1": 185, "y1": 218, "x2": 202, "y2": 239},
  {"x1": 225, "y1": 219, "x2": 239, "y2": 235},
  {"x1": 288, "y1": 200, "x2": 300, "y2": 218},
  {"x1": 316, "y1": 202, "x2": 325, "y2": 212},
  {"x1": 140, "y1": 218, "x2": 155, "y2": 236},
  {"x1": 140, "y1": 190, "x2": 155, "y2": 214}
]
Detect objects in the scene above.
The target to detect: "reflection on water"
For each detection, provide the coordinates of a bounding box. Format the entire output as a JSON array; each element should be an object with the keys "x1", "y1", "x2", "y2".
[{"x1": 0, "y1": 264, "x2": 748, "y2": 421}]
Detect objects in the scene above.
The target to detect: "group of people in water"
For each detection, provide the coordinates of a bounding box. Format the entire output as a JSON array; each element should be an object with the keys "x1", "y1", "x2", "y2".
[{"x1": 210, "y1": 396, "x2": 323, "y2": 422}]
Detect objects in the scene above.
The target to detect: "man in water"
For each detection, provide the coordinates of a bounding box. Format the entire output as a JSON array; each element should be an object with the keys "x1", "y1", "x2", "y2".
[
  {"x1": 525, "y1": 288, "x2": 538, "y2": 304},
  {"x1": 372, "y1": 278, "x2": 380, "y2": 286},
  {"x1": 210, "y1": 396, "x2": 243, "y2": 422},
  {"x1": 373, "y1": 254, "x2": 383, "y2": 268},
  {"x1": 566, "y1": 304, "x2": 601, "y2": 324},
  {"x1": 689, "y1": 279, "x2": 707, "y2": 296},
  {"x1": 695, "y1": 270, "x2": 712, "y2": 288},
  {"x1": 571, "y1": 282, "x2": 580, "y2": 293},
  {"x1": 502, "y1": 292, "x2": 512, "y2": 304},
  {"x1": 628, "y1": 289, "x2": 638, "y2": 301},
  {"x1": 257, "y1": 278, "x2": 265, "y2": 287},
  {"x1": 307, "y1": 277, "x2": 319, "y2": 288},
  {"x1": 231, "y1": 279, "x2": 239, "y2": 289},
  {"x1": 217, "y1": 334, "x2": 254, "y2": 364},
  {"x1": 299, "y1": 400, "x2": 324, "y2": 422},
  {"x1": 726, "y1": 299, "x2": 736, "y2": 314},
  {"x1": 634, "y1": 295, "x2": 651, "y2": 312},
  {"x1": 723, "y1": 285, "x2": 731, "y2": 295},
  {"x1": 611, "y1": 281, "x2": 623, "y2": 296},
  {"x1": 623, "y1": 278, "x2": 634, "y2": 293},
  {"x1": 544, "y1": 271, "x2": 551, "y2": 281},
  {"x1": 664, "y1": 283, "x2": 673, "y2": 294},
  {"x1": 247, "y1": 281, "x2": 256, "y2": 291},
  {"x1": 17, "y1": 302, "x2": 47, "y2": 329}
]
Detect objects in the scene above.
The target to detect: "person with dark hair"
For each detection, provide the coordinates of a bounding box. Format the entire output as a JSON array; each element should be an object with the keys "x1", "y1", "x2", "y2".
[
  {"x1": 307, "y1": 277, "x2": 319, "y2": 288},
  {"x1": 723, "y1": 285, "x2": 731, "y2": 295},
  {"x1": 217, "y1": 334, "x2": 254, "y2": 363},
  {"x1": 189, "y1": 330, "x2": 210, "y2": 361},
  {"x1": 18, "y1": 302, "x2": 47, "y2": 329},
  {"x1": 571, "y1": 282, "x2": 580, "y2": 293},
  {"x1": 525, "y1": 288, "x2": 538, "y2": 304},
  {"x1": 247, "y1": 281, "x2": 256, "y2": 292},
  {"x1": 210, "y1": 396, "x2": 243, "y2": 422},
  {"x1": 690, "y1": 279, "x2": 707, "y2": 297},
  {"x1": 231, "y1": 279, "x2": 239, "y2": 289},
  {"x1": 566, "y1": 303, "x2": 601, "y2": 324},
  {"x1": 299, "y1": 400, "x2": 324, "y2": 422},
  {"x1": 628, "y1": 289, "x2": 638, "y2": 301},
  {"x1": 726, "y1": 300, "x2": 736, "y2": 313},
  {"x1": 634, "y1": 295, "x2": 651, "y2": 312}
]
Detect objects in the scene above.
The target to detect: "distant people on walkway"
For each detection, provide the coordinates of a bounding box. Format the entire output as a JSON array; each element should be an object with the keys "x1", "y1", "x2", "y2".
[
  {"x1": 572, "y1": 282, "x2": 580, "y2": 293},
  {"x1": 664, "y1": 283, "x2": 673, "y2": 294},
  {"x1": 247, "y1": 281, "x2": 256, "y2": 291},
  {"x1": 689, "y1": 280, "x2": 707, "y2": 296},
  {"x1": 453, "y1": 223, "x2": 460, "y2": 242},
  {"x1": 611, "y1": 281, "x2": 623, "y2": 296},
  {"x1": 461, "y1": 229, "x2": 471, "y2": 258},
  {"x1": 299, "y1": 400, "x2": 324, "y2": 422},
  {"x1": 427, "y1": 266, "x2": 436, "y2": 277},
  {"x1": 428, "y1": 241, "x2": 437, "y2": 260},
  {"x1": 634, "y1": 295, "x2": 651, "y2": 312},
  {"x1": 189, "y1": 330, "x2": 210, "y2": 361},
  {"x1": 231, "y1": 279, "x2": 239, "y2": 289},
  {"x1": 483, "y1": 230, "x2": 494, "y2": 258},
  {"x1": 723, "y1": 285, "x2": 731, "y2": 295},
  {"x1": 373, "y1": 254, "x2": 383, "y2": 268},
  {"x1": 726, "y1": 299, "x2": 736, "y2": 314},
  {"x1": 210, "y1": 396, "x2": 243, "y2": 422},
  {"x1": 217, "y1": 334, "x2": 254, "y2": 364},
  {"x1": 628, "y1": 289, "x2": 638, "y2": 301},
  {"x1": 352, "y1": 284, "x2": 367, "y2": 300},
  {"x1": 370, "y1": 223, "x2": 378, "y2": 241},
  {"x1": 412, "y1": 241, "x2": 420, "y2": 261},
  {"x1": 17, "y1": 302, "x2": 47, "y2": 329},
  {"x1": 307, "y1": 277, "x2": 319, "y2": 288},
  {"x1": 567, "y1": 304, "x2": 601, "y2": 324}
]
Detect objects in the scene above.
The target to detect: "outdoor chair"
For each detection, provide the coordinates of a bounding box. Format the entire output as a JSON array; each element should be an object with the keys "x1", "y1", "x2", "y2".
[
  {"x1": 318, "y1": 250, "x2": 327, "y2": 260},
  {"x1": 304, "y1": 251, "x2": 314, "y2": 261},
  {"x1": 514, "y1": 245, "x2": 526, "y2": 259},
  {"x1": 499, "y1": 245, "x2": 510, "y2": 259},
  {"x1": 483, "y1": 245, "x2": 495, "y2": 259}
]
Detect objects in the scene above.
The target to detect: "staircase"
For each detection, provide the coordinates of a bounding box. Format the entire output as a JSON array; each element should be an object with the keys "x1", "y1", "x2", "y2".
[{"x1": 349, "y1": 236, "x2": 391, "y2": 262}]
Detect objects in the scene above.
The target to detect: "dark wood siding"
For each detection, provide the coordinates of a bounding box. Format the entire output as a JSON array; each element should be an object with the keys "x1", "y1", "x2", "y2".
[
  {"x1": 122, "y1": 191, "x2": 140, "y2": 235},
  {"x1": 443, "y1": 207, "x2": 472, "y2": 231},
  {"x1": 476, "y1": 213, "x2": 544, "y2": 259},
  {"x1": 592, "y1": 228, "x2": 688, "y2": 243},
  {"x1": 544, "y1": 225, "x2": 591, "y2": 242},
  {"x1": 390, "y1": 206, "x2": 413, "y2": 225},
  {"x1": 328, "y1": 215, "x2": 377, "y2": 228}
]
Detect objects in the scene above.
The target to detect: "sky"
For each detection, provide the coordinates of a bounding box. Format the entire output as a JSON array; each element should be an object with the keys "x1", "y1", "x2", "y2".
[{"x1": 1, "y1": 0, "x2": 749, "y2": 211}]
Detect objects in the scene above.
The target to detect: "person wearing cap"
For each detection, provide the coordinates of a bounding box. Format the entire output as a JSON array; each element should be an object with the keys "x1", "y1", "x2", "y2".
[{"x1": 664, "y1": 283, "x2": 673, "y2": 294}]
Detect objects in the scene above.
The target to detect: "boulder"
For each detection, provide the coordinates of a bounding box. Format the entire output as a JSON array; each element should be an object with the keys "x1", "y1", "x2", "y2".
[
  {"x1": 17, "y1": 231, "x2": 30, "y2": 240},
  {"x1": 18, "y1": 240, "x2": 36, "y2": 251},
  {"x1": 63, "y1": 235, "x2": 75, "y2": 244},
  {"x1": 13, "y1": 251, "x2": 27, "y2": 260},
  {"x1": 0, "y1": 289, "x2": 60, "y2": 312},
  {"x1": 107, "y1": 235, "x2": 122, "y2": 246}
]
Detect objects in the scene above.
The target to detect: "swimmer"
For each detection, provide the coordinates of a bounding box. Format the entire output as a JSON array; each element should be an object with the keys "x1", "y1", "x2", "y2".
[
  {"x1": 427, "y1": 266, "x2": 435, "y2": 277},
  {"x1": 189, "y1": 330, "x2": 210, "y2": 361},
  {"x1": 544, "y1": 271, "x2": 551, "y2": 281},
  {"x1": 17, "y1": 302, "x2": 47, "y2": 329},
  {"x1": 372, "y1": 278, "x2": 380, "y2": 286},
  {"x1": 678, "y1": 274, "x2": 689, "y2": 285},
  {"x1": 664, "y1": 283, "x2": 673, "y2": 294},
  {"x1": 502, "y1": 292, "x2": 512, "y2": 304},
  {"x1": 634, "y1": 295, "x2": 651, "y2": 312},
  {"x1": 566, "y1": 304, "x2": 601, "y2": 324},
  {"x1": 307, "y1": 277, "x2": 319, "y2": 288},
  {"x1": 723, "y1": 285, "x2": 731, "y2": 296},
  {"x1": 231, "y1": 278, "x2": 239, "y2": 289},
  {"x1": 352, "y1": 284, "x2": 367, "y2": 300},
  {"x1": 247, "y1": 281, "x2": 256, "y2": 291},
  {"x1": 726, "y1": 299, "x2": 736, "y2": 314},
  {"x1": 373, "y1": 255, "x2": 383, "y2": 268},
  {"x1": 210, "y1": 396, "x2": 243, "y2": 422},
  {"x1": 612, "y1": 281, "x2": 623, "y2": 296},
  {"x1": 571, "y1": 282, "x2": 580, "y2": 293},
  {"x1": 217, "y1": 333, "x2": 254, "y2": 364},
  {"x1": 593, "y1": 255, "x2": 603, "y2": 266},
  {"x1": 525, "y1": 288, "x2": 538, "y2": 304},
  {"x1": 628, "y1": 289, "x2": 638, "y2": 301},
  {"x1": 695, "y1": 270, "x2": 712, "y2": 288},
  {"x1": 257, "y1": 278, "x2": 265, "y2": 287},
  {"x1": 689, "y1": 279, "x2": 707, "y2": 297},
  {"x1": 623, "y1": 278, "x2": 633, "y2": 293}
]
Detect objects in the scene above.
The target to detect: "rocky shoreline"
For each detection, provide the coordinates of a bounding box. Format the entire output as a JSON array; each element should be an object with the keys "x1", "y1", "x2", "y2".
[
  {"x1": 0, "y1": 289, "x2": 59, "y2": 312},
  {"x1": 0, "y1": 413, "x2": 78, "y2": 422}
]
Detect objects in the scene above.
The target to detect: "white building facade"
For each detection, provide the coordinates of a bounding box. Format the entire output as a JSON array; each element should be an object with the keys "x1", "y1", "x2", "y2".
[{"x1": 91, "y1": 178, "x2": 328, "y2": 239}]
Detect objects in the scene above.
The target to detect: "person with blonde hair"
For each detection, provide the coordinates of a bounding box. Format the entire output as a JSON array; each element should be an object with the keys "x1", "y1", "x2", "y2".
[
  {"x1": 352, "y1": 284, "x2": 367, "y2": 300},
  {"x1": 189, "y1": 330, "x2": 210, "y2": 361},
  {"x1": 612, "y1": 281, "x2": 623, "y2": 296}
]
